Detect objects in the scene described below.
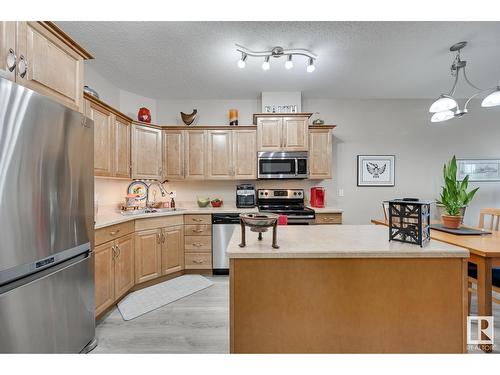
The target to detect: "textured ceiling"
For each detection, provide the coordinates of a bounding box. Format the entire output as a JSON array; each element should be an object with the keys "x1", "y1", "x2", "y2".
[{"x1": 57, "y1": 21, "x2": 500, "y2": 100}]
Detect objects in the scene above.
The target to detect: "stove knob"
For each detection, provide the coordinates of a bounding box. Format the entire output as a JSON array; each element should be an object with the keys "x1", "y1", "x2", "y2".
[
  {"x1": 293, "y1": 192, "x2": 298, "y2": 196},
  {"x1": 265, "y1": 192, "x2": 268, "y2": 196}
]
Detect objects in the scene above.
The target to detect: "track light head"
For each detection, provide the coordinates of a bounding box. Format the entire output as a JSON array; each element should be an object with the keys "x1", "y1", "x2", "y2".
[
  {"x1": 285, "y1": 55, "x2": 293, "y2": 70},
  {"x1": 306, "y1": 58, "x2": 315, "y2": 73},
  {"x1": 262, "y1": 56, "x2": 270, "y2": 71},
  {"x1": 237, "y1": 53, "x2": 247, "y2": 69}
]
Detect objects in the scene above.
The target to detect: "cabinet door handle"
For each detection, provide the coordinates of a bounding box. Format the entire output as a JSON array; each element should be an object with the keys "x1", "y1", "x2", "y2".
[
  {"x1": 115, "y1": 245, "x2": 121, "y2": 258},
  {"x1": 162, "y1": 233, "x2": 166, "y2": 243},
  {"x1": 193, "y1": 242, "x2": 202, "y2": 247},
  {"x1": 192, "y1": 218, "x2": 203, "y2": 222},
  {"x1": 7, "y1": 48, "x2": 16, "y2": 72},
  {"x1": 18, "y1": 55, "x2": 28, "y2": 78},
  {"x1": 111, "y1": 245, "x2": 117, "y2": 259},
  {"x1": 192, "y1": 228, "x2": 204, "y2": 233},
  {"x1": 109, "y1": 229, "x2": 120, "y2": 236},
  {"x1": 157, "y1": 233, "x2": 161, "y2": 244},
  {"x1": 193, "y1": 259, "x2": 204, "y2": 264}
]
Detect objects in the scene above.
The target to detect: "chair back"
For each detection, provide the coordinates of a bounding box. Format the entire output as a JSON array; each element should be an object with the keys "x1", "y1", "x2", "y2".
[
  {"x1": 382, "y1": 201, "x2": 390, "y2": 221},
  {"x1": 478, "y1": 208, "x2": 500, "y2": 231}
]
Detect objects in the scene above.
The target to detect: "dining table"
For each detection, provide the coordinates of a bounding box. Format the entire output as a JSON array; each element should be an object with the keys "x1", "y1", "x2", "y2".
[{"x1": 371, "y1": 219, "x2": 500, "y2": 323}]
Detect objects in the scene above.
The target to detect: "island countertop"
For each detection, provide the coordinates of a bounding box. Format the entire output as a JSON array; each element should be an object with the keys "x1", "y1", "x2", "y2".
[{"x1": 227, "y1": 224, "x2": 469, "y2": 258}]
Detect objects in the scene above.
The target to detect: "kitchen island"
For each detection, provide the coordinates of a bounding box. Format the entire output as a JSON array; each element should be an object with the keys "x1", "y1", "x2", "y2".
[{"x1": 227, "y1": 225, "x2": 469, "y2": 353}]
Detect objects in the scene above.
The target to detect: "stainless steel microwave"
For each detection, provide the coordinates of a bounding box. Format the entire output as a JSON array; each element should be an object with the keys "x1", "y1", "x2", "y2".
[{"x1": 257, "y1": 151, "x2": 308, "y2": 179}]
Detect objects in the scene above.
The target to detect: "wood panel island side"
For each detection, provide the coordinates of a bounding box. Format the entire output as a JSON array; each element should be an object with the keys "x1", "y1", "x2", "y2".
[{"x1": 227, "y1": 225, "x2": 469, "y2": 353}]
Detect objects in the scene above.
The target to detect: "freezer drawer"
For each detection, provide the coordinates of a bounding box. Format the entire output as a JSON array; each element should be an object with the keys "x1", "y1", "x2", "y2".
[{"x1": 0, "y1": 253, "x2": 95, "y2": 353}]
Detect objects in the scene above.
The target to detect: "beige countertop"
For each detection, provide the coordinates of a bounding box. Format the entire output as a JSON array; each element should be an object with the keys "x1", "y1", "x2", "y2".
[
  {"x1": 308, "y1": 207, "x2": 343, "y2": 213},
  {"x1": 95, "y1": 202, "x2": 258, "y2": 229},
  {"x1": 227, "y1": 225, "x2": 469, "y2": 259}
]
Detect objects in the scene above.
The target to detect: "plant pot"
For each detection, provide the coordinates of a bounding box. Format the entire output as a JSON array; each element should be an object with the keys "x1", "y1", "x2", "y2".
[
  {"x1": 436, "y1": 204, "x2": 466, "y2": 224},
  {"x1": 441, "y1": 215, "x2": 463, "y2": 229}
]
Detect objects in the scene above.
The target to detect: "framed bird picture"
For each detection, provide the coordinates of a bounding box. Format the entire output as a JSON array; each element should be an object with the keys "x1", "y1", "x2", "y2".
[{"x1": 357, "y1": 155, "x2": 395, "y2": 186}]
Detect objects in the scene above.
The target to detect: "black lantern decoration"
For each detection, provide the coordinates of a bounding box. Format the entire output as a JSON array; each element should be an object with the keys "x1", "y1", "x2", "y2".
[{"x1": 388, "y1": 199, "x2": 432, "y2": 247}]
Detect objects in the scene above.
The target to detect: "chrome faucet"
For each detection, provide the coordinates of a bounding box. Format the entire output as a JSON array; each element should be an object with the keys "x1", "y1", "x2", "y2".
[{"x1": 145, "y1": 181, "x2": 167, "y2": 211}]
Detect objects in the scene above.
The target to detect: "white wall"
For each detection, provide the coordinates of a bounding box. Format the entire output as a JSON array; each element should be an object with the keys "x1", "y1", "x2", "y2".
[
  {"x1": 303, "y1": 98, "x2": 500, "y2": 225},
  {"x1": 84, "y1": 64, "x2": 120, "y2": 108},
  {"x1": 157, "y1": 99, "x2": 260, "y2": 125}
]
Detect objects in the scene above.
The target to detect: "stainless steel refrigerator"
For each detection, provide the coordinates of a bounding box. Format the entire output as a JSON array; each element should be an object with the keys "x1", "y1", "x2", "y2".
[{"x1": 0, "y1": 77, "x2": 95, "y2": 353}]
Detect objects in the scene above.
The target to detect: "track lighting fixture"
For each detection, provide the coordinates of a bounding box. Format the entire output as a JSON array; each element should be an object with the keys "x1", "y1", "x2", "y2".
[
  {"x1": 236, "y1": 44, "x2": 317, "y2": 72},
  {"x1": 429, "y1": 41, "x2": 500, "y2": 123}
]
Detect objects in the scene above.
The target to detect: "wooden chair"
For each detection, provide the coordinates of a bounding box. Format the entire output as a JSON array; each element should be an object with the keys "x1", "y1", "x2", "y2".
[
  {"x1": 468, "y1": 208, "x2": 500, "y2": 313},
  {"x1": 478, "y1": 208, "x2": 500, "y2": 231}
]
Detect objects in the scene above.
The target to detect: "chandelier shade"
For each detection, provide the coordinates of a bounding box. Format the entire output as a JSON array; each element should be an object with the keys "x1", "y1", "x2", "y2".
[
  {"x1": 429, "y1": 95, "x2": 458, "y2": 113},
  {"x1": 431, "y1": 110, "x2": 455, "y2": 123},
  {"x1": 481, "y1": 88, "x2": 500, "y2": 108}
]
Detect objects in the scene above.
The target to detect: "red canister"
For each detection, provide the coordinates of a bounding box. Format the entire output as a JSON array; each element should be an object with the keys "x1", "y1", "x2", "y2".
[{"x1": 137, "y1": 107, "x2": 152, "y2": 123}]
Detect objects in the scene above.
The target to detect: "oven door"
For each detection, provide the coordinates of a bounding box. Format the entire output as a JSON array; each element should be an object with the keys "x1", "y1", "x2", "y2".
[{"x1": 258, "y1": 152, "x2": 308, "y2": 179}]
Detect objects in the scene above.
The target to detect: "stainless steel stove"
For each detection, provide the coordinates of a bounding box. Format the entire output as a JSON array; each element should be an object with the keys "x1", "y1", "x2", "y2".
[{"x1": 257, "y1": 189, "x2": 315, "y2": 224}]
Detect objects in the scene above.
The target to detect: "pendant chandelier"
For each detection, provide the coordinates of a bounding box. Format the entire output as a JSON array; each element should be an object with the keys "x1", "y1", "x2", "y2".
[{"x1": 429, "y1": 41, "x2": 500, "y2": 123}]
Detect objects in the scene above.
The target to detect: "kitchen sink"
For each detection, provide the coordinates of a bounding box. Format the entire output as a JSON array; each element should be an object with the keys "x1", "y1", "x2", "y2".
[{"x1": 120, "y1": 208, "x2": 186, "y2": 216}]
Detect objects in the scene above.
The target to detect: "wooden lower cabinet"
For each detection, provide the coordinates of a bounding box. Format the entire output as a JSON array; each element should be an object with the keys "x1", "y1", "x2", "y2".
[
  {"x1": 161, "y1": 225, "x2": 184, "y2": 275},
  {"x1": 94, "y1": 241, "x2": 115, "y2": 316},
  {"x1": 184, "y1": 214, "x2": 212, "y2": 270},
  {"x1": 135, "y1": 228, "x2": 162, "y2": 284},
  {"x1": 113, "y1": 234, "x2": 135, "y2": 299},
  {"x1": 94, "y1": 233, "x2": 135, "y2": 316}
]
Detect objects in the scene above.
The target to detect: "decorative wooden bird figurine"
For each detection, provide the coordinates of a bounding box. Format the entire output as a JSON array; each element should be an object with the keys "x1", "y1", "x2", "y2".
[{"x1": 180, "y1": 109, "x2": 198, "y2": 125}]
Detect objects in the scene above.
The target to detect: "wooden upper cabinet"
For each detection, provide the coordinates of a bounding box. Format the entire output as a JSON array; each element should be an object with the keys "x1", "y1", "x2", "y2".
[
  {"x1": 206, "y1": 130, "x2": 233, "y2": 179},
  {"x1": 114, "y1": 116, "x2": 131, "y2": 178},
  {"x1": 86, "y1": 100, "x2": 114, "y2": 177},
  {"x1": 257, "y1": 117, "x2": 283, "y2": 151},
  {"x1": 163, "y1": 130, "x2": 184, "y2": 180},
  {"x1": 94, "y1": 241, "x2": 115, "y2": 316},
  {"x1": 184, "y1": 130, "x2": 206, "y2": 180},
  {"x1": 309, "y1": 128, "x2": 333, "y2": 179},
  {"x1": 131, "y1": 124, "x2": 162, "y2": 180},
  {"x1": 282, "y1": 117, "x2": 308, "y2": 151},
  {"x1": 135, "y1": 229, "x2": 162, "y2": 284},
  {"x1": 16, "y1": 22, "x2": 91, "y2": 113},
  {"x1": 0, "y1": 22, "x2": 16, "y2": 81},
  {"x1": 233, "y1": 130, "x2": 257, "y2": 179},
  {"x1": 161, "y1": 225, "x2": 184, "y2": 275},
  {"x1": 113, "y1": 234, "x2": 135, "y2": 299}
]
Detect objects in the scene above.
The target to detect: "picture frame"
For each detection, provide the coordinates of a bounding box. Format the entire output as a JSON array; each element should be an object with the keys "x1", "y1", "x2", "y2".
[
  {"x1": 457, "y1": 159, "x2": 500, "y2": 182},
  {"x1": 357, "y1": 155, "x2": 395, "y2": 187}
]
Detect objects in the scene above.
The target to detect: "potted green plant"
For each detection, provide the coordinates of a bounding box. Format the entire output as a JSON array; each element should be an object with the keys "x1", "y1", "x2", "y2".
[{"x1": 436, "y1": 156, "x2": 479, "y2": 229}]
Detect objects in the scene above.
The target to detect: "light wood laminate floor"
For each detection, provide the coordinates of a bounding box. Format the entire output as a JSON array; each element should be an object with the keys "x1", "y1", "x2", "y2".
[{"x1": 91, "y1": 276, "x2": 500, "y2": 353}]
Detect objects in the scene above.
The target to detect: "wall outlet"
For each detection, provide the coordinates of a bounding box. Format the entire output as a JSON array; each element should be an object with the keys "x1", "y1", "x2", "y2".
[{"x1": 338, "y1": 188, "x2": 344, "y2": 197}]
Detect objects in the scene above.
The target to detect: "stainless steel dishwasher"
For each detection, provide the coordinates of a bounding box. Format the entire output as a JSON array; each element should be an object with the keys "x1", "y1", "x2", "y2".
[{"x1": 212, "y1": 213, "x2": 240, "y2": 275}]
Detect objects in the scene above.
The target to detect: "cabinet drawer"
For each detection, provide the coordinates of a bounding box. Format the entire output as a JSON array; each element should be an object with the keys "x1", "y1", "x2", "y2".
[
  {"x1": 95, "y1": 221, "x2": 134, "y2": 246},
  {"x1": 135, "y1": 215, "x2": 184, "y2": 231},
  {"x1": 314, "y1": 213, "x2": 342, "y2": 225},
  {"x1": 184, "y1": 214, "x2": 211, "y2": 225},
  {"x1": 184, "y1": 235, "x2": 212, "y2": 252},
  {"x1": 185, "y1": 253, "x2": 212, "y2": 269},
  {"x1": 184, "y1": 224, "x2": 212, "y2": 236}
]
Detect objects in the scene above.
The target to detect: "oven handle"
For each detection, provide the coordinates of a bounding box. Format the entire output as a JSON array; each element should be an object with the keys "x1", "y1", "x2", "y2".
[{"x1": 295, "y1": 159, "x2": 298, "y2": 176}]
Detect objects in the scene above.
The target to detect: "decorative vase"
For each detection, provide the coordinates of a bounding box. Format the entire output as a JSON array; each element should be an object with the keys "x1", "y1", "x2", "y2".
[
  {"x1": 138, "y1": 107, "x2": 151, "y2": 123},
  {"x1": 441, "y1": 215, "x2": 463, "y2": 229},
  {"x1": 229, "y1": 109, "x2": 239, "y2": 126}
]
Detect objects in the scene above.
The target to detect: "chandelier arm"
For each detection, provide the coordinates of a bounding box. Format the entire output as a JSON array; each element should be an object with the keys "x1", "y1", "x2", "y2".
[
  {"x1": 448, "y1": 71, "x2": 460, "y2": 96},
  {"x1": 462, "y1": 66, "x2": 484, "y2": 91}
]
